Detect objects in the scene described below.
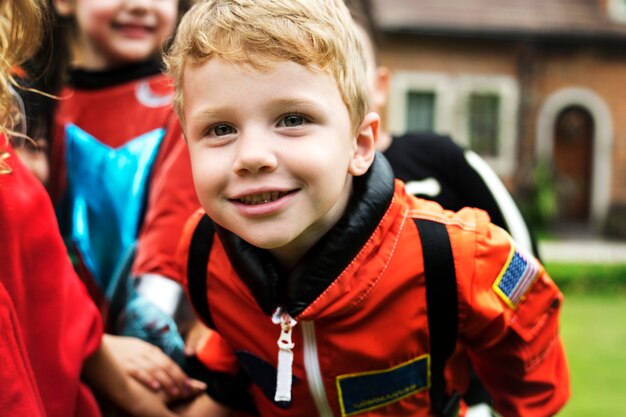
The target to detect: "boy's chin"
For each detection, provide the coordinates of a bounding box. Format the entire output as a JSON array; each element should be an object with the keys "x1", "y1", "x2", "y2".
[{"x1": 238, "y1": 233, "x2": 293, "y2": 251}]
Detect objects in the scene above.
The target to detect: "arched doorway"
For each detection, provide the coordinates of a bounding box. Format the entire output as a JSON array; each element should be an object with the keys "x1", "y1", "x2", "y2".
[
  {"x1": 535, "y1": 87, "x2": 613, "y2": 230},
  {"x1": 553, "y1": 106, "x2": 593, "y2": 222}
]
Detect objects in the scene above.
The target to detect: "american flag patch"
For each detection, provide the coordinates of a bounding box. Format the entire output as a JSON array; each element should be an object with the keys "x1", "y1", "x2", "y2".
[{"x1": 493, "y1": 245, "x2": 540, "y2": 309}]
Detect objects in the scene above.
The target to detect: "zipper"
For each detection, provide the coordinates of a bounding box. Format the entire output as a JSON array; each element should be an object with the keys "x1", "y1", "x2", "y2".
[
  {"x1": 272, "y1": 308, "x2": 297, "y2": 402},
  {"x1": 301, "y1": 321, "x2": 334, "y2": 417},
  {"x1": 272, "y1": 310, "x2": 334, "y2": 416}
]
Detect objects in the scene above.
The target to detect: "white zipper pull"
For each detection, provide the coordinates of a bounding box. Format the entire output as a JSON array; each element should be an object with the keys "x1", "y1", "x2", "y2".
[{"x1": 272, "y1": 307, "x2": 297, "y2": 402}]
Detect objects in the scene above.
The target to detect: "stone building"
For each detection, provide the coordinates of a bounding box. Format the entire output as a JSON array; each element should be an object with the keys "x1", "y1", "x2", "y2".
[{"x1": 373, "y1": 0, "x2": 626, "y2": 236}]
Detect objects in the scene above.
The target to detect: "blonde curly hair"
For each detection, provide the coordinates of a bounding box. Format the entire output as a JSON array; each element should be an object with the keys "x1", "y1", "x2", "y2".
[
  {"x1": 165, "y1": 0, "x2": 368, "y2": 134},
  {"x1": 0, "y1": 0, "x2": 46, "y2": 174}
]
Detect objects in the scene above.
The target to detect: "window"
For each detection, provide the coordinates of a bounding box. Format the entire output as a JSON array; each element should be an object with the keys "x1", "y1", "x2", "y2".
[
  {"x1": 608, "y1": 0, "x2": 626, "y2": 23},
  {"x1": 468, "y1": 93, "x2": 500, "y2": 157},
  {"x1": 406, "y1": 92, "x2": 435, "y2": 132},
  {"x1": 388, "y1": 72, "x2": 519, "y2": 176}
]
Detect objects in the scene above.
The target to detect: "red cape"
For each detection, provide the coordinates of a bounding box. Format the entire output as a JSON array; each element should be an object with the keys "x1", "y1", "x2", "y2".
[{"x1": 0, "y1": 144, "x2": 103, "y2": 417}]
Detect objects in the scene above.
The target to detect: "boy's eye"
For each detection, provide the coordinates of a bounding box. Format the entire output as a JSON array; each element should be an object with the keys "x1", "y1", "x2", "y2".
[
  {"x1": 279, "y1": 114, "x2": 305, "y2": 128},
  {"x1": 210, "y1": 124, "x2": 235, "y2": 136}
]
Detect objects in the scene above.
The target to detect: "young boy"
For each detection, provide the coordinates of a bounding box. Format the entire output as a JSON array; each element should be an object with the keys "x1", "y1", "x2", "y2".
[{"x1": 167, "y1": 0, "x2": 570, "y2": 416}]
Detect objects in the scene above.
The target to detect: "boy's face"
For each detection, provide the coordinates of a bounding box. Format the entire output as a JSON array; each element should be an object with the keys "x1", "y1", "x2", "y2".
[
  {"x1": 182, "y1": 57, "x2": 376, "y2": 267},
  {"x1": 55, "y1": 0, "x2": 179, "y2": 69}
]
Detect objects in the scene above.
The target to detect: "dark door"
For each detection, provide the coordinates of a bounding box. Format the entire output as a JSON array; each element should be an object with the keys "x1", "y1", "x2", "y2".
[{"x1": 553, "y1": 106, "x2": 593, "y2": 222}]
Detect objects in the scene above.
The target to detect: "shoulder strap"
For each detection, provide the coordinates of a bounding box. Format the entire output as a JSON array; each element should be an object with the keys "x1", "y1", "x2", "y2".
[
  {"x1": 187, "y1": 214, "x2": 216, "y2": 329},
  {"x1": 414, "y1": 218, "x2": 460, "y2": 417},
  {"x1": 185, "y1": 215, "x2": 260, "y2": 414}
]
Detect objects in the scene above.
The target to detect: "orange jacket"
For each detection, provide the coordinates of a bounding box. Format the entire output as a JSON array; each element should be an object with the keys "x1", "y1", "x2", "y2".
[{"x1": 179, "y1": 156, "x2": 569, "y2": 417}]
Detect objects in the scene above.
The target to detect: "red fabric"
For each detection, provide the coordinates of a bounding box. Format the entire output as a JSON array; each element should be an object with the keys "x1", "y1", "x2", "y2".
[
  {"x1": 133, "y1": 128, "x2": 200, "y2": 282},
  {"x1": 196, "y1": 328, "x2": 240, "y2": 375},
  {"x1": 0, "y1": 283, "x2": 46, "y2": 417},
  {"x1": 179, "y1": 182, "x2": 569, "y2": 417},
  {"x1": 0, "y1": 144, "x2": 103, "y2": 417},
  {"x1": 49, "y1": 73, "x2": 176, "y2": 200},
  {"x1": 48, "y1": 72, "x2": 199, "y2": 282}
]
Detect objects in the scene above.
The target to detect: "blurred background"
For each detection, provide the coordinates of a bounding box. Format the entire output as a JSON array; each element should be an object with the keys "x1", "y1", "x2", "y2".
[
  {"x1": 373, "y1": 0, "x2": 626, "y2": 236},
  {"x1": 369, "y1": 0, "x2": 626, "y2": 414}
]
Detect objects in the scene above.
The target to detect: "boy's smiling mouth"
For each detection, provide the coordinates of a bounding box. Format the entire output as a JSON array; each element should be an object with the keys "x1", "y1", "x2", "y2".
[{"x1": 236, "y1": 191, "x2": 292, "y2": 205}]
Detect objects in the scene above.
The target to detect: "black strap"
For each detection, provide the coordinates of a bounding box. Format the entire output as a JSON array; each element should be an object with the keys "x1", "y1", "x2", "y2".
[
  {"x1": 185, "y1": 215, "x2": 260, "y2": 414},
  {"x1": 187, "y1": 214, "x2": 216, "y2": 329},
  {"x1": 414, "y1": 218, "x2": 460, "y2": 417}
]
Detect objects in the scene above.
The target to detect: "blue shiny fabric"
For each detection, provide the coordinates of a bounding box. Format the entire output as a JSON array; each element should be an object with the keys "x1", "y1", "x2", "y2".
[
  {"x1": 64, "y1": 124, "x2": 163, "y2": 289},
  {"x1": 62, "y1": 124, "x2": 186, "y2": 366}
]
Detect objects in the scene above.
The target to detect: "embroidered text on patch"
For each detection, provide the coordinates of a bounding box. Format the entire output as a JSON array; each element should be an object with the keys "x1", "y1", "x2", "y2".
[
  {"x1": 336, "y1": 355, "x2": 429, "y2": 416},
  {"x1": 493, "y1": 245, "x2": 540, "y2": 308}
]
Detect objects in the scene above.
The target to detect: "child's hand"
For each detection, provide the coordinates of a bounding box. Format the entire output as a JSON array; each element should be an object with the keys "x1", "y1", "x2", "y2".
[
  {"x1": 104, "y1": 334, "x2": 206, "y2": 401},
  {"x1": 123, "y1": 376, "x2": 179, "y2": 417},
  {"x1": 172, "y1": 393, "x2": 232, "y2": 417}
]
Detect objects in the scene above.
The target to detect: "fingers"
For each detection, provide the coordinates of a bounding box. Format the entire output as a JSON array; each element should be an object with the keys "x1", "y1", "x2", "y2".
[
  {"x1": 105, "y1": 334, "x2": 205, "y2": 400},
  {"x1": 185, "y1": 378, "x2": 207, "y2": 393},
  {"x1": 124, "y1": 377, "x2": 179, "y2": 417},
  {"x1": 128, "y1": 366, "x2": 162, "y2": 391},
  {"x1": 134, "y1": 347, "x2": 189, "y2": 397}
]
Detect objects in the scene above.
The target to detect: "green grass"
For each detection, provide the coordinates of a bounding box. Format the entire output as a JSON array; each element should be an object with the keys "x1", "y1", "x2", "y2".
[
  {"x1": 557, "y1": 293, "x2": 626, "y2": 416},
  {"x1": 544, "y1": 262, "x2": 626, "y2": 294}
]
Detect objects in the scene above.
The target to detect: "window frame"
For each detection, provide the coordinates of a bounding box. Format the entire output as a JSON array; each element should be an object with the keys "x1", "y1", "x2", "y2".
[
  {"x1": 608, "y1": 0, "x2": 626, "y2": 23},
  {"x1": 388, "y1": 71, "x2": 519, "y2": 176}
]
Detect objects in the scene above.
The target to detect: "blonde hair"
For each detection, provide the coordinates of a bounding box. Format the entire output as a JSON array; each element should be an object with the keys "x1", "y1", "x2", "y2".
[
  {"x1": 165, "y1": 0, "x2": 368, "y2": 133},
  {"x1": 0, "y1": 0, "x2": 46, "y2": 174}
]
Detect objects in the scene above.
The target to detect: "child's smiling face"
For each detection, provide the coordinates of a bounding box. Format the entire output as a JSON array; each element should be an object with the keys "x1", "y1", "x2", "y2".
[
  {"x1": 56, "y1": 0, "x2": 179, "y2": 69},
  {"x1": 182, "y1": 57, "x2": 377, "y2": 268}
]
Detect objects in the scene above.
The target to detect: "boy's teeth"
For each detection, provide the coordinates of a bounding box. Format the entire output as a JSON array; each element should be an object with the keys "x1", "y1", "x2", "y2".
[{"x1": 240, "y1": 191, "x2": 285, "y2": 205}]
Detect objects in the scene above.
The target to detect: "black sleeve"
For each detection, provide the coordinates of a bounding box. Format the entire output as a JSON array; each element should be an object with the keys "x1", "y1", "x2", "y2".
[
  {"x1": 384, "y1": 133, "x2": 540, "y2": 258},
  {"x1": 383, "y1": 133, "x2": 499, "y2": 214}
]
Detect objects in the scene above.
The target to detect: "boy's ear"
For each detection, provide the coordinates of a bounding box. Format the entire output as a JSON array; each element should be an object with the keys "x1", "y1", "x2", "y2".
[
  {"x1": 52, "y1": 0, "x2": 75, "y2": 17},
  {"x1": 349, "y1": 112, "x2": 379, "y2": 176}
]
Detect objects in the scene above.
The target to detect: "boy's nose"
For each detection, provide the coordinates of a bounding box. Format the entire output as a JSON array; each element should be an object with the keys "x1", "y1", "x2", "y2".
[
  {"x1": 232, "y1": 134, "x2": 278, "y2": 175},
  {"x1": 125, "y1": 0, "x2": 151, "y2": 12}
]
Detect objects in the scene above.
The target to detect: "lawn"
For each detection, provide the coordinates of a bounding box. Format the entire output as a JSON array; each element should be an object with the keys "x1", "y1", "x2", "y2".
[
  {"x1": 544, "y1": 262, "x2": 626, "y2": 294},
  {"x1": 557, "y1": 293, "x2": 626, "y2": 416}
]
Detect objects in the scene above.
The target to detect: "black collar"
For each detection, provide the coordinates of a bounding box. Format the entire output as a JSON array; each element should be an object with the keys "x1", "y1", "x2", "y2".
[
  {"x1": 69, "y1": 57, "x2": 163, "y2": 90},
  {"x1": 216, "y1": 153, "x2": 395, "y2": 316}
]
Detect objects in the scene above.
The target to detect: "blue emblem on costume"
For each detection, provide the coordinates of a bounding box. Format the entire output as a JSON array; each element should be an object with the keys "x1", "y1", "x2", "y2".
[
  {"x1": 63, "y1": 124, "x2": 162, "y2": 288},
  {"x1": 61, "y1": 124, "x2": 186, "y2": 364},
  {"x1": 337, "y1": 355, "x2": 430, "y2": 416}
]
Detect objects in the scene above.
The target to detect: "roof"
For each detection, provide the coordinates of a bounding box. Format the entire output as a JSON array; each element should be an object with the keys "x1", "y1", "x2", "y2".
[{"x1": 372, "y1": 0, "x2": 626, "y2": 41}]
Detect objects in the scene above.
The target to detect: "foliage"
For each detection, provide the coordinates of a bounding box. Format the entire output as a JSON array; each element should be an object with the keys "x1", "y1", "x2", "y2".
[
  {"x1": 544, "y1": 262, "x2": 626, "y2": 295},
  {"x1": 519, "y1": 158, "x2": 558, "y2": 232}
]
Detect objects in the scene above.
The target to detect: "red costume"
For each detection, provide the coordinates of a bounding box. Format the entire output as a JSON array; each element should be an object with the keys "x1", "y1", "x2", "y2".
[
  {"x1": 178, "y1": 156, "x2": 569, "y2": 417},
  {"x1": 133, "y1": 136, "x2": 198, "y2": 281},
  {"x1": 0, "y1": 144, "x2": 103, "y2": 417},
  {"x1": 48, "y1": 60, "x2": 198, "y2": 283}
]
